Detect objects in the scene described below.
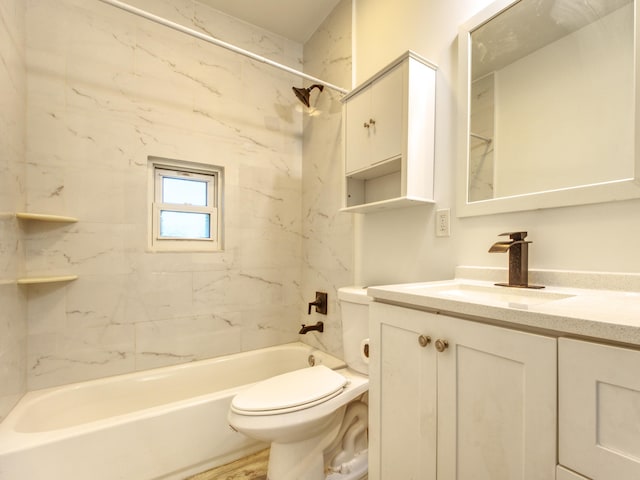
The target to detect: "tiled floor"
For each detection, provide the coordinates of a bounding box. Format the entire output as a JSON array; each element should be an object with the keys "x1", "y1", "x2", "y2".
[{"x1": 186, "y1": 449, "x2": 269, "y2": 480}]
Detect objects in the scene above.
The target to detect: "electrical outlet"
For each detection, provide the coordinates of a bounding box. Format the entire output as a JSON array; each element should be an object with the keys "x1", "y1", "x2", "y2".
[{"x1": 436, "y1": 208, "x2": 450, "y2": 237}]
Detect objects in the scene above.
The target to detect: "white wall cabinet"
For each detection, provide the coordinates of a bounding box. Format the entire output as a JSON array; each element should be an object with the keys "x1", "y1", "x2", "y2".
[
  {"x1": 345, "y1": 65, "x2": 404, "y2": 175},
  {"x1": 341, "y1": 51, "x2": 437, "y2": 213},
  {"x1": 559, "y1": 338, "x2": 640, "y2": 480},
  {"x1": 369, "y1": 302, "x2": 557, "y2": 480}
]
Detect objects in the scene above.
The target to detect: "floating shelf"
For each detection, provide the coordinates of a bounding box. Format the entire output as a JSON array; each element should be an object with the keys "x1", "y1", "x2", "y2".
[
  {"x1": 16, "y1": 212, "x2": 78, "y2": 223},
  {"x1": 341, "y1": 196, "x2": 435, "y2": 214},
  {"x1": 17, "y1": 275, "x2": 78, "y2": 286}
]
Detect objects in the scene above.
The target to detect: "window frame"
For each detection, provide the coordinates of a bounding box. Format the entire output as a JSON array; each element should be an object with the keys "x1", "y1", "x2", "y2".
[{"x1": 148, "y1": 158, "x2": 223, "y2": 252}]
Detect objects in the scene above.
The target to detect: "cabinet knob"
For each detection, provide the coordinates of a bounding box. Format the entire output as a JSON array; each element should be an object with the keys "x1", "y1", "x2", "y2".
[
  {"x1": 369, "y1": 118, "x2": 376, "y2": 125},
  {"x1": 363, "y1": 122, "x2": 370, "y2": 128},
  {"x1": 418, "y1": 335, "x2": 431, "y2": 347},
  {"x1": 435, "y1": 339, "x2": 449, "y2": 352}
]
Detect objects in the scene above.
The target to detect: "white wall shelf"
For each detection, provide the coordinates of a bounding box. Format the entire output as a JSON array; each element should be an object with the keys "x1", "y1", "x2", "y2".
[
  {"x1": 16, "y1": 212, "x2": 78, "y2": 285},
  {"x1": 17, "y1": 275, "x2": 78, "y2": 285},
  {"x1": 341, "y1": 196, "x2": 435, "y2": 214},
  {"x1": 16, "y1": 212, "x2": 78, "y2": 223}
]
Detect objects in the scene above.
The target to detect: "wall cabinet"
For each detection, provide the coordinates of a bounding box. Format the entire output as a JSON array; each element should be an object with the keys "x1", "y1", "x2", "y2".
[
  {"x1": 341, "y1": 51, "x2": 437, "y2": 213},
  {"x1": 369, "y1": 302, "x2": 557, "y2": 480},
  {"x1": 344, "y1": 65, "x2": 404, "y2": 175},
  {"x1": 559, "y1": 338, "x2": 640, "y2": 480}
]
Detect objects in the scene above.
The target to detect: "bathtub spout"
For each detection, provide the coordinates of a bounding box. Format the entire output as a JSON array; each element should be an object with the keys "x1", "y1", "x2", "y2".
[{"x1": 299, "y1": 321, "x2": 324, "y2": 334}]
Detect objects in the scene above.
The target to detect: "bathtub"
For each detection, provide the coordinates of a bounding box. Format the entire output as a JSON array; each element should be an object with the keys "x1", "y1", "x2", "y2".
[{"x1": 0, "y1": 342, "x2": 345, "y2": 480}]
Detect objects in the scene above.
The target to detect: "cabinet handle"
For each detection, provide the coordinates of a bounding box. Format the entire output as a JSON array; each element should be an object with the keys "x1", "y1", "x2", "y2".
[
  {"x1": 435, "y1": 339, "x2": 449, "y2": 352},
  {"x1": 418, "y1": 335, "x2": 431, "y2": 347}
]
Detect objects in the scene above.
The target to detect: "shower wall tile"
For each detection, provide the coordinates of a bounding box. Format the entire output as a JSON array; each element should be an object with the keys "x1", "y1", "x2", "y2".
[
  {"x1": 134, "y1": 313, "x2": 243, "y2": 370},
  {"x1": 27, "y1": 321, "x2": 136, "y2": 390},
  {"x1": 24, "y1": 0, "x2": 303, "y2": 389},
  {"x1": 0, "y1": 0, "x2": 26, "y2": 421},
  {"x1": 299, "y1": 0, "x2": 354, "y2": 358}
]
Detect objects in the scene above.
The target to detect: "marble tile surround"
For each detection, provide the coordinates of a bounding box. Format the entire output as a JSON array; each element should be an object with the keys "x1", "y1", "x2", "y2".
[
  {"x1": 23, "y1": 0, "x2": 308, "y2": 390},
  {"x1": 299, "y1": 0, "x2": 353, "y2": 359},
  {"x1": 0, "y1": 0, "x2": 27, "y2": 421}
]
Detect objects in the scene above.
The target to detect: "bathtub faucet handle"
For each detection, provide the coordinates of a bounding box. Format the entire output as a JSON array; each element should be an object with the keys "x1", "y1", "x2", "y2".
[{"x1": 307, "y1": 291, "x2": 328, "y2": 315}]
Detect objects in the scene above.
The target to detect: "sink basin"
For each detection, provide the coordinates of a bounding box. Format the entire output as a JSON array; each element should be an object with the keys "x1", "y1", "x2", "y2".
[{"x1": 404, "y1": 282, "x2": 575, "y2": 307}]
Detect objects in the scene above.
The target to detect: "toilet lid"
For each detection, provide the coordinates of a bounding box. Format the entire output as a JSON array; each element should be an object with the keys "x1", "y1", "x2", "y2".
[{"x1": 230, "y1": 365, "x2": 347, "y2": 416}]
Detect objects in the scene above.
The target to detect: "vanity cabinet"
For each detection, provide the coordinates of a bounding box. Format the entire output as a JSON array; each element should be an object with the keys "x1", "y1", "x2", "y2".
[
  {"x1": 556, "y1": 466, "x2": 590, "y2": 480},
  {"x1": 559, "y1": 338, "x2": 640, "y2": 480},
  {"x1": 369, "y1": 302, "x2": 557, "y2": 480},
  {"x1": 341, "y1": 51, "x2": 437, "y2": 213}
]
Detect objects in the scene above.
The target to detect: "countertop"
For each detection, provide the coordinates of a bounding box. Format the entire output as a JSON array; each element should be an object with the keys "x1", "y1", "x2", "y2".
[{"x1": 367, "y1": 267, "x2": 640, "y2": 347}]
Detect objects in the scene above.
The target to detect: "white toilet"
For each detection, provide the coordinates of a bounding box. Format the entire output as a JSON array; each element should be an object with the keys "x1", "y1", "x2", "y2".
[{"x1": 228, "y1": 287, "x2": 371, "y2": 480}]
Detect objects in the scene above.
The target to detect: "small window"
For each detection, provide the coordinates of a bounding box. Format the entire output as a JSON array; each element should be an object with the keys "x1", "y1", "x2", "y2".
[{"x1": 149, "y1": 159, "x2": 223, "y2": 252}]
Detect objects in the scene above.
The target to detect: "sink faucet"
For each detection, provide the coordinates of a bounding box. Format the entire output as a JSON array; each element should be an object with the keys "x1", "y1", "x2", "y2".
[{"x1": 489, "y1": 231, "x2": 543, "y2": 289}]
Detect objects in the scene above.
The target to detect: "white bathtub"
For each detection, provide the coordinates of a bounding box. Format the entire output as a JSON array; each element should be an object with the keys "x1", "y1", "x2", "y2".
[{"x1": 0, "y1": 342, "x2": 345, "y2": 480}]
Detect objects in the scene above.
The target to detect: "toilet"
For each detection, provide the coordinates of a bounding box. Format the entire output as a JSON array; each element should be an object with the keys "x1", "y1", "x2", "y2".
[{"x1": 228, "y1": 287, "x2": 371, "y2": 480}]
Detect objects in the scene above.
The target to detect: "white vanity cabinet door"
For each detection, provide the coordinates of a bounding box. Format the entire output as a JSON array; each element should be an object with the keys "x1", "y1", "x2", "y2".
[
  {"x1": 370, "y1": 302, "x2": 557, "y2": 480},
  {"x1": 369, "y1": 302, "x2": 438, "y2": 480},
  {"x1": 344, "y1": 66, "x2": 403, "y2": 175},
  {"x1": 556, "y1": 466, "x2": 591, "y2": 480},
  {"x1": 559, "y1": 338, "x2": 640, "y2": 480},
  {"x1": 436, "y1": 314, "x2": 557, "y2": 480}
]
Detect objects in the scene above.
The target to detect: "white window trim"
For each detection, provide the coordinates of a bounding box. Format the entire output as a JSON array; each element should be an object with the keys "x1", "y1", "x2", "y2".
[{"x1": 148, "y1": 158, "x2": 223, "y2": 252}]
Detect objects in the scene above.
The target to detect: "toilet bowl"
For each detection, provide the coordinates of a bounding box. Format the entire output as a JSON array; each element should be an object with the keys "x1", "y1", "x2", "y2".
[{"x1": 227, "y1": 287, "x2": 371, "y2": 480}]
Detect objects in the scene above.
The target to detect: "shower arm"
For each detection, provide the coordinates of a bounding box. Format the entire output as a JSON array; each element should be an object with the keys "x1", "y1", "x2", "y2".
[{"x1": 96, "y1": 0, "x2": 350, "y2": 95}]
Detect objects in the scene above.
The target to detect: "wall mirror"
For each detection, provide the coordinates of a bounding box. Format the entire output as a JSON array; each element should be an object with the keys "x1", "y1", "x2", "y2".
[{"x1": 457, "y1": 0, "x2": 640, "y2": 216}]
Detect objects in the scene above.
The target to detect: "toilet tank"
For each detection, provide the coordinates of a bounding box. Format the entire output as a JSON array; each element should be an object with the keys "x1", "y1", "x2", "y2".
[{"x1": 338, "y1": 287, "x2": 372, "y2": 375}]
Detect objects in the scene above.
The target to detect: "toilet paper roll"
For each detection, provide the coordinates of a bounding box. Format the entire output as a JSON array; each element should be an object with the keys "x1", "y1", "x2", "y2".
[{"x1": 360, "y1": 338, "x2": 370, "y2": 364}]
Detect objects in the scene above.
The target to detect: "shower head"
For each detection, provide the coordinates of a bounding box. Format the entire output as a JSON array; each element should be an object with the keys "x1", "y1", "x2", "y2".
[{"x1": 292, "y1": 84, "x2": 324, "y2": 107}]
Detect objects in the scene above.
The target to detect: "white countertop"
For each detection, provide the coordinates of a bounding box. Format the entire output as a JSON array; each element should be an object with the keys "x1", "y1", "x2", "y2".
[{"x1": 367, "y1": 268, "x2": 640, "y2": 347}]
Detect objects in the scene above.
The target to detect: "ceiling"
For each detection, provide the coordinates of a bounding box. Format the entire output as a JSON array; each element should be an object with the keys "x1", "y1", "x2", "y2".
[{"x1": 198, "y1": 0, "x2": 342, "y2": 43}]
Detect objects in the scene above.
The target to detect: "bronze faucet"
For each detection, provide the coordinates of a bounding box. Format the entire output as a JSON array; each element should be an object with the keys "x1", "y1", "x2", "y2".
[
  {"x1": 307, "y1": 292, "x2": 328, "y2": 315},
  {"x1": 299, "y1": 321, "x2": 324, "y2": 334},
  {"x1": 300, "y1": 292, "x2": 328, "y2": 334},
  {"x1": 489, "y1": 231, "x2": 543, "y2": 289}
]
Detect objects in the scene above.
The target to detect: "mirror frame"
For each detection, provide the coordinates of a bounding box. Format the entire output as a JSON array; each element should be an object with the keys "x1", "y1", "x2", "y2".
[{"x1": 457, "y1": 0, "x2": 640, "y2": 217}]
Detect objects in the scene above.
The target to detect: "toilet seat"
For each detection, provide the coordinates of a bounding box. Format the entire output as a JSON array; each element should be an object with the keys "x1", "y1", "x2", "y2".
[{"x1": 230, "y1": 365, "x2": 348, "y2": 416}]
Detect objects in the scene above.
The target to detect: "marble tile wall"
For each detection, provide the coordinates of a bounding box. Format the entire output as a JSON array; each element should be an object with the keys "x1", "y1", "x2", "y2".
[
  {"x1": 299, "y1": 0, "x2": 354, "y2": 358},
  {"x1": 24, "y1": 0, "x2": 304, "y2": 389},
  {"x1": 0, "y1": 0, "x2": 27, "y2": 421}
]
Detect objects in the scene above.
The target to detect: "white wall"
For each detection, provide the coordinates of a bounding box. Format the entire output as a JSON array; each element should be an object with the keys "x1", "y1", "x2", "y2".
[
  {"x1": 24, "y1": 0, "x2": 304, "y2": 390},
  {"x1": 354, "y1": 0, "x2": 487, "y2": 285},
  {"x1": 354, "y1": 0, "x2": 640, "y2": 286},
  {"x1": 0, "y1": 0, "x2": 27, "y2": 421}
]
